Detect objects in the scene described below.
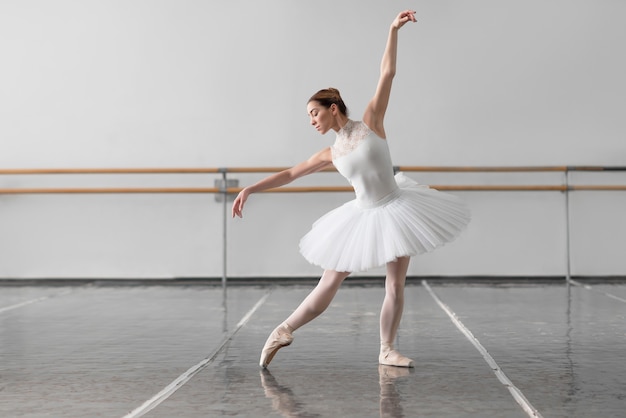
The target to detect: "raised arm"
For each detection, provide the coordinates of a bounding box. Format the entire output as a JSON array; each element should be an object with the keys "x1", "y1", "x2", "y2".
[
  {"x1": 363, "y1": 10, "x2": 416, "y2": 138},
  {"x1": 232, "y1": 147, "x2": 333, "y2": 218}
]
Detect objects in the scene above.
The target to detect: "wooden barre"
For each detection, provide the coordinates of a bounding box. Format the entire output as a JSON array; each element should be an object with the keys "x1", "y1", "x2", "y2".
[
  {"x1": 0, "y1": 188, "x2": 222, "y2": 194},
  {"x1": 396, "y1": 166, "x2": 569, "y2": 172},
  {"x1": 7, "y1": 185, "x2": 626, "y2": 194},
  {"x1": 223, "y1": 167, "x2": 337, "y2": 173},
  {"x1": 2, "y1": 185, "x2": 626, "y2": 194},
  {"x1": 252, "y1": 185, "x2": 570, "y2": 192},
  {"x1": 0, "y1": 165, "x2": 626, "y2": 175},
  {"x1": 3, "y1": 166, "x2": 625, "y2": 175},
  {"x1": 0, "y1": 168, "x2": 222, "y2": 175},
  {"x1": 230, "y1": 165, "x2": 625, "y2": 173}
]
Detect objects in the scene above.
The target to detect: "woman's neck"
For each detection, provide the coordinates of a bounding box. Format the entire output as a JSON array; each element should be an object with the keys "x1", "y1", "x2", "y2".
[{"x1": 332, "y1": 115, "x2": 350, "y2": 132}]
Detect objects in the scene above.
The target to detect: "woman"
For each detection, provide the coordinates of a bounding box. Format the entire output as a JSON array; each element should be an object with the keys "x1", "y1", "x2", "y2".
[{"x1": 232, "y1": 10, "x2": 470, "y2": 368}]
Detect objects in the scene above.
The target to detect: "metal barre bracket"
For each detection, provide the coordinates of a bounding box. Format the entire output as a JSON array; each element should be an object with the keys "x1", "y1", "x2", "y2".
[{"x1": 214, "y1": 178, "x2": 239, "y2": 202}]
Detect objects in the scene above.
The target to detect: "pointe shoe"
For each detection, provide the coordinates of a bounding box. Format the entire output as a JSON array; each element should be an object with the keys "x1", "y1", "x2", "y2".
[
  {"x1": 379, "y1": 349, "x2": 415, "y2": 368},
  {"x1": 379, "y1": 343, "x2": 414, "y2": 368},
  {"x1": 259, "y1": 324, "x2": 294, "y2": 368}
]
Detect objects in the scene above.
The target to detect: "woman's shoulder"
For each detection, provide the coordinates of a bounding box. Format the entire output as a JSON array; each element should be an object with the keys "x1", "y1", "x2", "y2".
[{"x1": 361, "y1": 115, "x2": 386, "y2": 139}]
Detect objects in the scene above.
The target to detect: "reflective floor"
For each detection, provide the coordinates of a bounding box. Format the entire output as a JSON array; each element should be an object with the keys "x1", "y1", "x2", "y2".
[{"x1": 0, "y1": 279, "x2": 624, "y2": 417}]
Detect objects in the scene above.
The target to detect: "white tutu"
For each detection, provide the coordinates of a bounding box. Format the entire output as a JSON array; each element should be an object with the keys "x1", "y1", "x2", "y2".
[{"x1": 299, "y1": 173, "x2": 471, "y2": 272}]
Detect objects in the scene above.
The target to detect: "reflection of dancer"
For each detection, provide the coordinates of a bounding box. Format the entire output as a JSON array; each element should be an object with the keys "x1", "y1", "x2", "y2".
[
  {"x1": 233, "y1": 10, "x2": 470, "y2": 369},
  {"x1": 260, "y1": 370, "x2": 321, "y2": 418},
  {"x1": 379, "y1": 365, "x2": 412, "y2": 418}
]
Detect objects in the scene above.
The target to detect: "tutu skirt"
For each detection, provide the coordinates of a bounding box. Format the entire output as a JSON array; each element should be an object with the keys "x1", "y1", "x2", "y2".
[{"x1": 299, "y1": 172, "x2": 471, "y2": 272}]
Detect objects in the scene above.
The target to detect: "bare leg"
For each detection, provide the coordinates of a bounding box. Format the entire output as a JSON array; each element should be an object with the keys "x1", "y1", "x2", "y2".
[
  {"x1": 260, "y1": 269, "x2": 350, "y2": 367},
  {"x1": 380, "y1": 257, "x2": 409, "y2": 343},
  {"x1": 379, "y1": 257, "x2": 414, "y2": 367},
  {"x1": 285, "y1": 269, "x2": 350, "y2": 330}
]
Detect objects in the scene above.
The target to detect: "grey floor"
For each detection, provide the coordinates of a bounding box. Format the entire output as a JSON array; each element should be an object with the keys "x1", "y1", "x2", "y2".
[{"x1": 0, "y1": 279, "x2": 625, "y2": 418}]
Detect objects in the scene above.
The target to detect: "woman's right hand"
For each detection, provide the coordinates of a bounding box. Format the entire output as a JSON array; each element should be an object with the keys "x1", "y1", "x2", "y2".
[
  {"x1": 232, "y1": 188, "x2": 250, "y2": 218},
  {"x1": 231, "y1": 149, "x2": 332, "y2": 219}
]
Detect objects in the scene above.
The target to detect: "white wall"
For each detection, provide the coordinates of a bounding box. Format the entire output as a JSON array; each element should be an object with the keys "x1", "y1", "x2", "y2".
[{"x1": 0, "y1": 1, "x2": 624, "y2": 279}]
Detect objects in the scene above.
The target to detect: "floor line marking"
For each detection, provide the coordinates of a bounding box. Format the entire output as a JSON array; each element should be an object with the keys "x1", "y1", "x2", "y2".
[
  {"x1": 422, "y1": 280, "x2": 543, "y2": 418},
  {"x1": 122, "y1": 290, "x2": 272, "y2": 418},
  {"x1": 0, "y1": 289, "x2": 74, "y2": 314},
  {"x1": 568, "y1": 279, "x2": 626, "y2": 304}
]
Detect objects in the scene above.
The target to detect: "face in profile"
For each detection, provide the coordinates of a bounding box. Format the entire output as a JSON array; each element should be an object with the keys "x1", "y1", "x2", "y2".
[{"x1": 307, "y1": 101, "x2": 335, "y2": 135}]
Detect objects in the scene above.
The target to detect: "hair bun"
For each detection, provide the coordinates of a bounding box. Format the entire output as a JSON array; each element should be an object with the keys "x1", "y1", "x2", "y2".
[{"x1": 308, "y1": 88, "x2": 349, "y2": 117}]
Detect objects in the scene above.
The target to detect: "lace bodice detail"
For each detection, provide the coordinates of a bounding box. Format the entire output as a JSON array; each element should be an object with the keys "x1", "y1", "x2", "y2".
[
  {"x1": 331, "y1": 119, "x2": 399, "y2": 208},
  {"x1": 331, "y1": 120, "x2": 371, "y2": 159}
]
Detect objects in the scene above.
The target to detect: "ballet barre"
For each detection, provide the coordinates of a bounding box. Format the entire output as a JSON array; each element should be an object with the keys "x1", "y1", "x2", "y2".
[
  {"x1": 1, "y1": 165, "x2": 625, "y2": 194},
  {"x1": 3, "y1": 185, "x2": 626, "y2": 194},
  {"x1": 1, "y1": 165, "x2": 624, "y2": 285},
  {"x1": 1, "y1": 165, "x2": 624, "y2": 175}
]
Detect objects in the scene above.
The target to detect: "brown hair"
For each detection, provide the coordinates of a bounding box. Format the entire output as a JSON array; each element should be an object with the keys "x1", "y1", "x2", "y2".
[{"x1": 308, "y1": 88, "x2": 349, "y2": 117}]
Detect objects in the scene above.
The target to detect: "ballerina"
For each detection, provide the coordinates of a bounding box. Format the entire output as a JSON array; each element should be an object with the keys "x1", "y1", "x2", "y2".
[{"x1": 233, "y1": 10, "x2": 470, "y2": 368}]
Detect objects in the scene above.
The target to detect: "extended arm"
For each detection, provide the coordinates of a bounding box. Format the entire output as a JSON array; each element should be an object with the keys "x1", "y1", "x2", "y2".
[
  {"x1": 363, "y1": 10, "x2": 416, "y2": 138},
  {"x1": 231, "y1": 147, "x2": 333, "y2": 218}
]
